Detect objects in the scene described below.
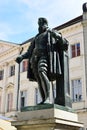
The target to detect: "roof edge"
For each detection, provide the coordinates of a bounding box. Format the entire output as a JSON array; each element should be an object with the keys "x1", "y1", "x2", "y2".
[
  {"x1": 54, "y1": 15, "x2": 83, "y2": 30},
  {"x1": 21, "y1": 37, "x2": 34, "y2": 45},
  {"x1": 20, "y1": 15, "x2": 83, "y2": 45}
]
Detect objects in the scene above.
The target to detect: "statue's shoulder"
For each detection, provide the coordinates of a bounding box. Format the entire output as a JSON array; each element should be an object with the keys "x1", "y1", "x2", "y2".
[
  {"x1": 47, "y1": 28, "x2": 52, "y2": 32},
  {"x1": 47, "y1": 28, "x2": 60, "y2": 35},
  {"x1": 47, "y1": 28, "x2": 62, "y2": 39},
  {"x1": 47, "y1": 28, "x2": 54, "y2": 33},
  {"x1": 34, "y1": 33, "x2": 39, "y2": 38}
]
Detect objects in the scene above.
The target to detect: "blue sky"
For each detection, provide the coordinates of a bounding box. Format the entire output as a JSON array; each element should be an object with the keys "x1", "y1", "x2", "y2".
[{"x1": 0, "y1": 0, "x2": 87, "y2": 44}]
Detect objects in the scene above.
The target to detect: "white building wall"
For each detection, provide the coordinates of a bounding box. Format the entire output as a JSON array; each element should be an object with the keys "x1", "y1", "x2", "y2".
[
  {"x1": 58, "y1": 22, "x2": 86, "y2": 105},
  {"x1": 0, "y1": 41, "x2": 38, "y2": 118},
  {"x1": 57, "y1": 10, "x2": 87, "y2": 129}
]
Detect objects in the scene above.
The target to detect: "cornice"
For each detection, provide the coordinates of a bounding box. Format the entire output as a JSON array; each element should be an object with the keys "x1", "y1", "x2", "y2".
[
  {"x1": 0, "y1": 40, "x2": 18, "y2": 46},
  {"x1": 60, "y1": 22, "x2": 82, "y2": 35},
  {"x1": 0, "y1": 46, "x2": 19, "y2": 58},
  {"x1": 54, "y1": 15, "x2": 82, "y2": 30},
  {"x1": 0, "y1": 42, "x2": 30, "y2": 58},
  {"x1": 82, "y1": 19, "x2": 87, "y2": 26},
  {"x1": 0, "y1": 59, "x2": 16, "y2": 68}
]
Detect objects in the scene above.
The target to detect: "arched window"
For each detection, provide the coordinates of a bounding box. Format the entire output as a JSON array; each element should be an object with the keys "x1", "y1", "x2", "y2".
[{"x1": 6, "y1": 83, "x2": 14, "y2": 112}]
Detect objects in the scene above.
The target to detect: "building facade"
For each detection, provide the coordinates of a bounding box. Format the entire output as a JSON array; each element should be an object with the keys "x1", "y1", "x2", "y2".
[
  {"x1": 0, "y1": 3, "x2": 87, "y2": 130},
  {"x1": 0, "y1": 40, "x2": 38, "y2": 118},
  {"x1": 54, "y1": 3, "x2": 87, "y2": 129}
]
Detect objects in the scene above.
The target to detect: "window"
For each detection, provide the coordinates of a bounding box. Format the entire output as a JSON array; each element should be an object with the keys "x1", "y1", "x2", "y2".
[
  {"x1": 71, "y1": 43, "x2": 80, "y2": 58},
  {"x1": 79, "y1": 128, "x2": 85, "y2": 130},
  {"x1": 20, "y1": 91, "x2": 27, "y2": 108},
  {"x1": 35, "y1": 88, "x2": 41, "y2": 104},
  {"x1": 0, "y1": 70, "x2": 4, "y2": 80},
  {"x1": 71, "y1": 79, "x2": 82, "y2": 102},
  {"x1": 7, "y1": 93, "x2": 13, "y2": 112},
  {"x1": 10, "y1": 65, "x2": 15, "y2": 76},
  {"x1": 22, "y1": 60, "x2": 28, "y2": 72}
]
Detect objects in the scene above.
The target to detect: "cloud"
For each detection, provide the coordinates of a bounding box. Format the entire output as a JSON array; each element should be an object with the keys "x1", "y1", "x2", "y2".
[
  {"x1": 18, "y1": 0, "x2": 86, "y2": 28},
  {"x1": 0, "y1": 0, "x2": 87, "y2": 43}
]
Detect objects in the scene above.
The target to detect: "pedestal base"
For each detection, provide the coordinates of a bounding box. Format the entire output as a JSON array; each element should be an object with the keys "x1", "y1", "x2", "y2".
[{"x1": 12, "y1": 104, "x2": 83, "y2": 130}]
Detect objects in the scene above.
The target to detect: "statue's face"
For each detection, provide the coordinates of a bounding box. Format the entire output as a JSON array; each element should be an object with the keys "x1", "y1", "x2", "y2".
[
  {"x1": 38, "y1": 19, "x2": 48, "y2": 33},
  {"x1": 38, "y1": 19, "x2": 44, "y2": 27},
  {"x1": 38, "y1": 25, "x2": 47, "y2": 33}
]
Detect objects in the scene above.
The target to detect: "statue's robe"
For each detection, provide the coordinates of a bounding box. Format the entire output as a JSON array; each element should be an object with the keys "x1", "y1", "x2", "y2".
[
  {"x1": 22, "y1": 29, "x2": 68, "y2": 81},
  {"x1": 47, "y1": 30, "x2": 68, "y2": 81}
]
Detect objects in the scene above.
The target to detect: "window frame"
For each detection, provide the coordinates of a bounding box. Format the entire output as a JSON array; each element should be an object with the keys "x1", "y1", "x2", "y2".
[
  {"x1": 0, "y1": 70, "x2": 4, "y2": 80},
  {"x1": 9, "y1": 65, "x2": 15, "y2": 76},
  {"x1": 20, "y1": 90, "x2": 27, "y2": 108},
  {"x1": 71, "y1": 43, "x2": 80, "y2": 58},
  {"x1": 71, "y1": 79, "x2": 82, "y2": 102},
  {"x1": 22, "y1": 60, "x2": 28, "y2": 72},
  {"x1": 7, "y1": 93, "x2": 13, "y2": 112}
]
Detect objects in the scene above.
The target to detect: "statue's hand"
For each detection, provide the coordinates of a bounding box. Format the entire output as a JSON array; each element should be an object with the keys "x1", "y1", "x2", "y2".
[
  {"x1": 62, "y1": 38, "x2": 69, "y2": 51},
  {"x1": 16, "y1": 55, "x2": 23, "y2": 64},
  {"x1": 63, "y1": 43, "x2": 68, "y2": 51}
]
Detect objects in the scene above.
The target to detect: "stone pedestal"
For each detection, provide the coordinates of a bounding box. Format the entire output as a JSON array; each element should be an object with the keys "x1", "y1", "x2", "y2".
[{"x1": 12, "y1": 104, "x2": 83, "y2": 130}]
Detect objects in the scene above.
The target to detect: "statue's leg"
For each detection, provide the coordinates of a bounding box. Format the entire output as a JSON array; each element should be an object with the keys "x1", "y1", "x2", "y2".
[
  {"x1": 36, "y1": 77, "x2": 46, "y2": 104},
  {"x1": 38, "y1": 57, "x2": 51, "y2": 103},
  {"x1": 32, "y1": 62, "x2": 46, "y2": 104}
]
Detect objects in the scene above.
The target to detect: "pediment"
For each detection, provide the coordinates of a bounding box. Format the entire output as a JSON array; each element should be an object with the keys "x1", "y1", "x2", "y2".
[
  {"x1": 0, "y1": 40, "x2": 18, "y2": 54},
  {"x1": 6, "y1": 82, "x2": 14, "y2": 90}
]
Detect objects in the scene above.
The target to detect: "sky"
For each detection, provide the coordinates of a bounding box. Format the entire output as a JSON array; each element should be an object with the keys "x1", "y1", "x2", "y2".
[{"x1": 0, "y1": 0, "x2": 87, "y2": 44}]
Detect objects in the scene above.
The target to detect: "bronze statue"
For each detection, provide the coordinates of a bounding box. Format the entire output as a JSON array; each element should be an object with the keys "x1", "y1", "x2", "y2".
[{"x1": 16, "y1": 17, "x2": 68, "y2": 105}]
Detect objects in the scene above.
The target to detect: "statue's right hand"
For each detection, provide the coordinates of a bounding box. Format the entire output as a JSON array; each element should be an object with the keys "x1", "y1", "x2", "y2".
[{"x1": 16, "y1": 55, "x2": 23, "y2": 64}]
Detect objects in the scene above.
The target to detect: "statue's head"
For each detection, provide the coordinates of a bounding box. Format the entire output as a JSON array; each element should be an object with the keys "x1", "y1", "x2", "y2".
[{"x1": 38, "y1": 17, "x2": 48, "y2": 33}]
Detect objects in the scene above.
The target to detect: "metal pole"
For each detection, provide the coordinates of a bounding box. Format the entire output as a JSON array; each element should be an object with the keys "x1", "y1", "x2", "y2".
[{"x1": 16, "y1": 47, "x2": 23, "y2": 111}]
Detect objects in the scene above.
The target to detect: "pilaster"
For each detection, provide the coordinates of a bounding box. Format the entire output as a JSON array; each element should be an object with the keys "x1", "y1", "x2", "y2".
[
  {"x1": 13, "y1": 63, "x2": 19, "y2": 111},
  {"x1": 82, "y1": 3, "x2": 87, "y2": 107},
  {"x1": 1, "y1": 63, "x2": 8, "y2": 114}
]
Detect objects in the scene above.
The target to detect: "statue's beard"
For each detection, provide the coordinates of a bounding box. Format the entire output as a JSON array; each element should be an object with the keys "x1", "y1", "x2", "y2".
[{"x1": 38, "y1": 26, "x2": 47, "y2": 33}]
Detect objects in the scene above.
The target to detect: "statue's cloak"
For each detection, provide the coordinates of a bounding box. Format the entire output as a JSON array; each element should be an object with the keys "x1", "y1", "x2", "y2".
[{"x1": 25, "y1": 30, "x2": 68, "y2": 81}]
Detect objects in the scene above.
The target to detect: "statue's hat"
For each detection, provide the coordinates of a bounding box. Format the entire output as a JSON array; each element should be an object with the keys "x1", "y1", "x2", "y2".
[{"x1": 38, "y1": 17, "x2": 48, "y2": 25}]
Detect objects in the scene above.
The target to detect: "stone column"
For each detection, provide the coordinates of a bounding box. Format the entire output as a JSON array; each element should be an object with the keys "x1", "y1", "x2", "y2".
[
  {"x1": 1, "y1": 63, "x2": 8, "y2": 114},
  {"x1": 82, "y1": 3, "x2": 87, "y2": 108}
]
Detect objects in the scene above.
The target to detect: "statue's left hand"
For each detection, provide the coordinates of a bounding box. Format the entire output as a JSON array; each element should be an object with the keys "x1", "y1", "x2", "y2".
[
  {"x1": 63, "y1": 43, "x2": 68, "y2": 51},
  {"x1": 15, "y1": 55, "x2": 23, "y2": 64},
  {"x1": 62, "y1": 38, "x2": 69, "y2": 51}
]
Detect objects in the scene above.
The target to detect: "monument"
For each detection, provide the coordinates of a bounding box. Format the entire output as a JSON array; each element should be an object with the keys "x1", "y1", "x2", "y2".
[
  {"x1": 12, "y1": 18, "x2": 83, "y2": 130},
  {"x1": 16, "y1": 17, "x2": 71, "y2": 106}
]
